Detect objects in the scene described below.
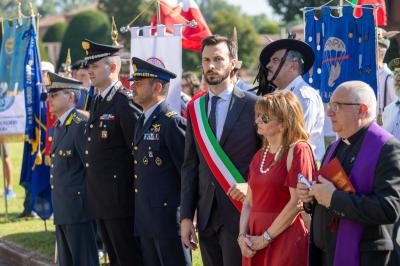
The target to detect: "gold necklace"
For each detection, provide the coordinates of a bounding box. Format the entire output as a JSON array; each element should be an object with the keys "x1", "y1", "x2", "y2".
[{"x1": 259, "y1": 145, "x2": 283, "y2": 174}]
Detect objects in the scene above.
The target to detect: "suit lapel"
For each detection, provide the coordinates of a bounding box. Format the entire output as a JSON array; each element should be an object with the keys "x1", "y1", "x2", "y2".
[
  {"x1": 219, "y1": 87, "x2": 247, "y2": 146},
  {"x1": 89, "y1": 83, "x2": 118, "y2": 123},
  {"x1": 134, "y1": 103, "x2": 163, "y2": 144},
  {"x1": 51, "y1": 110, "x2": 75, "y2": 153}
]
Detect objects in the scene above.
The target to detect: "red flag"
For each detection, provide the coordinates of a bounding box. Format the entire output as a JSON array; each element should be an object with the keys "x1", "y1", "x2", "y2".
[
  {"x1": 151, "y1": 0, "x2": 212, "y2": 51},
  {"x1": 353, "y1": 0, "x2": 387, "y2": 26}
]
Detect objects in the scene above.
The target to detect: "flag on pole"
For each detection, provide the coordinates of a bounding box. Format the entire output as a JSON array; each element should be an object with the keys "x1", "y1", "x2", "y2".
[
  {"x1": 151, "y1": 0, "x2": 212, "y2": 51},
  {"x1": 351, "y1": 0, "x2": 387, "y2": 26},
  {"x1": 20, "y1": 18, "x2": 52, "y2": 220},
  {"x1": 131, "y1": 25, "x2": 183, "y2": 113}
]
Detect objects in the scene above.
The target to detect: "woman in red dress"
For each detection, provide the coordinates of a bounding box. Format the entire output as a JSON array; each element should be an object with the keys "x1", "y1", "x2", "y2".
[{"x1": 238, "y1": 91, "x2": 315, "y2": 266}]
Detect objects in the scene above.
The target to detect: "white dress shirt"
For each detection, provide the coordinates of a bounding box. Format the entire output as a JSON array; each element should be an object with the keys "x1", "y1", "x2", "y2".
[
  {"x1": 207, "y1": 85, "x2": 234, "y2": 141},
  {"x1": 377, "y1": 64, "x2": 396, "y2": 111},
  {"x1": 57, "y1": 107, "x2": 75, "y2": 126},
  {"x1": 283, "y1": 76, "x2": 325, "y2": 161},
  {"x1": 382, "y1": 100, "x2": 400, "y2": 139},
  {"x1": 99, "y1": 81, "x2": 118, "y2": 99}
]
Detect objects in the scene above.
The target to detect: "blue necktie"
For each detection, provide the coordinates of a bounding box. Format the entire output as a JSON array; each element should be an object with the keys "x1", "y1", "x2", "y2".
[{"x1": 209, "y1": 96, "x2": 220, "y2": 136}]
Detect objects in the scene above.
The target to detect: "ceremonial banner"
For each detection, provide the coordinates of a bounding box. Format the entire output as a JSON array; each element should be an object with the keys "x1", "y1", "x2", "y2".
[
  {"x1": 304, "y1": 5, "x2": 377, "y2": 103},
  {"x1": 0, "y1": 18, "x2": 31, "y2": 138},
  {"x1": 151, "y1": 0, "x2": 212, "y2": 51},
  {"x1": 20, "y1": 18, "x2": 52, "y2": 220},
  {"x1": 131, "y1": 25, "x2": 182, "y2": 113}
]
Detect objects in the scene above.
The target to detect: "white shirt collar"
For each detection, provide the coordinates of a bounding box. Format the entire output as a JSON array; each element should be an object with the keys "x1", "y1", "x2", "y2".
[
  {"x1": 100, "y1": 81, "x2": 118, "y2": 99},
  {"x1": 144, "y1": 100, "x2": 164, "y2": 123},
  {"x1": 208, "y1": 84, "x2": 234, "y2": 101},
  {"x1": 282, "y1": 75, "x2": 303, "y2": 91},
  {"x1": 58, "y1": 107, "x2": 75, "y2": 126}
]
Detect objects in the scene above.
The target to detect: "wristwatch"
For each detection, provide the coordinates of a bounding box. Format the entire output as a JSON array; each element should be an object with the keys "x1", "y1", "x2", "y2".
[{"x1": 262, "y1": 230, "x2": 273, "y2": 242}]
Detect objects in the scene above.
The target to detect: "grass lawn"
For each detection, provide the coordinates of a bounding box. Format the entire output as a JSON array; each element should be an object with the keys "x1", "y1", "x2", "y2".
[{"x1": 0, "y1": 142, "x2": 203, "y2": 265}]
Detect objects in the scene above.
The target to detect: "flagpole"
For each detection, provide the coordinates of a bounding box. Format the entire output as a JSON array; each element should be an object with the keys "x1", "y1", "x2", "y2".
[
  {"x1": 157, "y1": 0, "x2": 161, "y2": 25},
  {"x1": 1, "y1": 145, "x2": 9, "y2": 222}
]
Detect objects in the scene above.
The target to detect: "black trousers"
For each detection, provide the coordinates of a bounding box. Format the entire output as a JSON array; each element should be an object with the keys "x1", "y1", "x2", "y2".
[
  {"x1": 97, "y1": 217, "x2": 142, "y2": 266},
  {"x1": 140, "y1": 237, "x2": 191, "y2": 266},
  {"x1": 55, "y1": 222, "x2": 99, "y2": 266},
  {"x1": 319, "y1": 249, "x2": 392, "y2": 266}
]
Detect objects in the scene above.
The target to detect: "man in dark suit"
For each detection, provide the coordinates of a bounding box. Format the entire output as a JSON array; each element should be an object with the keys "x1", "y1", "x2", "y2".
[
  {"x1": 297, "y1": 81, "x2": 400, "y2": 266},
  {"x1": 82, "y1": 39, "x2": 142, "y2": 266},
  {"x1": 180, "y1": 35, "x2": 260, "y2": 266},
  {"x1": 129, "y1": 57, "x2": 191, "y2": 266},
  {"x1": 47, "y1": 72, "x2": 98, "y2": 266}
]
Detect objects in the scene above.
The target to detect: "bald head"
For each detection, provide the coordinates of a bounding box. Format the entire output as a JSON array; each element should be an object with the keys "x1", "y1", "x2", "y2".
[{"x1": 336, "y1": 81, "x2": 377, "y2": 122}]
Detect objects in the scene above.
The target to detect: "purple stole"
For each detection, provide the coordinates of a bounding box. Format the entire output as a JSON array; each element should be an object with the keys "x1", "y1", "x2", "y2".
[{"x1": 322, "y1": 123, "x2": 392, "y2": 266}]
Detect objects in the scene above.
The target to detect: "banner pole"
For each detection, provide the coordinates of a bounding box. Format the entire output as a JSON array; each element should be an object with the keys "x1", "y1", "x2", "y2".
[
  {"x1": 157, "y1": 0, "x2": 161, "y2": 25},
  {"x1": 1, "y1": 144, "x2": 9, "y2": 222}
]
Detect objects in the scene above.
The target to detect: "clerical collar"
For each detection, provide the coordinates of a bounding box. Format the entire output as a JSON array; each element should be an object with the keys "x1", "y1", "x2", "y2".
[{"x1": 341, "y1": 124, "x2": 371, "y2": 146}]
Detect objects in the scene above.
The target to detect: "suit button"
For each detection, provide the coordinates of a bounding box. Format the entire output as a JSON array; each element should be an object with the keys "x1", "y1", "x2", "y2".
[
  {"x1": 50, "y1": 175, "x2": 53, "y2": 179},
  {"x1": 134, "y1": 188, "x2": 138, "y2": 193},
  {"x1": 85, "y1": 163, "x2": 89, "y2": 168},
  {"x1": 113, "y1": 175, "x2": 117, "y2": 179},
  {"x1": 134, "y1": 146, "x2": 138, "y2": 151},
  {"x1": 77, "y1": 191, "x2": 81, "y2": 195},
  {"x1": 134, "y1": 160, "x2": 137, "y2": 165},
  {"x1": 163, "y1": 202, "x2": 167, "y2": 206},
  {"x1": 134, "y1": 174, "x2": 138, "y2": 179},
  {"x1": 85, "y1": 150, "x2": 88, "y2": 155},
  {"x1": 51, "y1": 153, "x2": 55, "y2": 158},
  {"x1": 51, "y1": 185, "x2": 54, "y2": 190},
  {"x1": 88, "y1": 137, "x2": 91, "y2": 142},
  {"x1": 51, "y1": 164, "x2": 54, "y2": 168},
  {"x1": 90, "y1": 124, "x2": 93, "y2": 128}
]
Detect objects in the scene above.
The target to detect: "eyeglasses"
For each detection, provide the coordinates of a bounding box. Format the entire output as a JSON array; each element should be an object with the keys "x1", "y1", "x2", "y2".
[
  {"x1": 256, "y1": 113, "x2": 272, "y2": 124},
  {"x1": 328, "y1": 102, "x2": 361, "y2": 113}
]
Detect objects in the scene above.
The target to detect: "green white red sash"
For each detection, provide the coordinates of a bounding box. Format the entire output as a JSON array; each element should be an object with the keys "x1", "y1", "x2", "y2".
[{"x1": 188, "y1": 95, "x2": 245, "y2": 211}]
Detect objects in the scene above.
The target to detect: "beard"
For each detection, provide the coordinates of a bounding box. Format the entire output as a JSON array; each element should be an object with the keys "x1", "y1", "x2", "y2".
[{"x1": 204, "y1": 67, "x2": 231, "y2": 85}]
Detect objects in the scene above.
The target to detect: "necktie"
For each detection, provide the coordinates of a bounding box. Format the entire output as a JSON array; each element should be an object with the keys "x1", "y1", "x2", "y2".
[
  {"x1": 53, "y1": 120, "x2": 62, "y2": 141},
  {"x1": 209, "y1": 96, "x2": 220, "y2": 136},
  {"x1": 137, "y1": 114, "x2": 145, "y2": 132},
  {"x1": 94, "y1": 95, "x2": 102, "y2": 112}
]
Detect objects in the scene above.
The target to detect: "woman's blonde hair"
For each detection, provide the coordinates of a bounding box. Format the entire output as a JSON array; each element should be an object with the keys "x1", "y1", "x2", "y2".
[{"x1": 255, "y1": 90, "x2": 309, "y2": 149}]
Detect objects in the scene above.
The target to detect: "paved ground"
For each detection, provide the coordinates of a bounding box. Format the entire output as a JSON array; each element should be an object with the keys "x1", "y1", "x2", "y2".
[{"x1": 0, "y1": 256, "x2": 10, "y2": 266}]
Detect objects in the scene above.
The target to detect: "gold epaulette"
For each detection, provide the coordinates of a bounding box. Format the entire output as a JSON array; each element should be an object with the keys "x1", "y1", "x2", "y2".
[{"x1": 165, "y1": 111, "x2": 177, "y2": 117}]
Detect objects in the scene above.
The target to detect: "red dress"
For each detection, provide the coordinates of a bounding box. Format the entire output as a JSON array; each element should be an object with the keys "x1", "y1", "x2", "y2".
[{"x1": 243, "y1": 142, "x2": 315, "y2": 266}]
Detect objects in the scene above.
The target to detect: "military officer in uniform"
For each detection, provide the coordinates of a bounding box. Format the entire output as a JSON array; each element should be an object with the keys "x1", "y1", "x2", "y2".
[
  {"x1": 130, "y1": 57, "x2": 191, "y2": 266},
  {"x1": 47, "y1": 72, "x2": 99, "y2": 266},
  {"x1": 82, "y1": 39, "x2": 142, "y2": 266}
]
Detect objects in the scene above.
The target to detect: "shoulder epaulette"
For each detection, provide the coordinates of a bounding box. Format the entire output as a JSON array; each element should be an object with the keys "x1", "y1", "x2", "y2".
[
  {"x1": 165, "y1": 111, "x2": 177, "y2": 117},
  {"x1": 116, "y1": 87, "x2": 133, "y2": 99},
  {"x1": 72, "y1": 113, "x2": 83, "y2": 124}
]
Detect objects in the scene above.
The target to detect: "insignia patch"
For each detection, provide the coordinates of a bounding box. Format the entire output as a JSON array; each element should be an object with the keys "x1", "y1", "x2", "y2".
[
  {"x1": 59, "y1": 150, "x2": 63, "y2": 156},
  {"x1": 151, "y1": 124, "x2": 161, "y2": 132},
  {"x1": 101, "y1": 130, "x2": 108, "y2": 139},
  {"x1": 155, "y1": 157, "x2": 162, "y2": 166},
  {"x1": 165, "y1": 111, "x2": 177, "y2": 117},
  {"x1": 73, "y1": 114, "x2": 82, "y2": 124},
  {"x1": 82, "y1": 41, "x2": 90, "y2": 55},
  {"x1": 148, "y1": 151, "x2": 153, "y2": 158},
  {"x1": 100, "y1": 114, "x2": 115, "y2": 120},
  {"x1": 66, "y1": 150, "x2": 72, "y2": 156},
  {"x1": 143, "y1": 156, "x2": 149, "y2": 165}
]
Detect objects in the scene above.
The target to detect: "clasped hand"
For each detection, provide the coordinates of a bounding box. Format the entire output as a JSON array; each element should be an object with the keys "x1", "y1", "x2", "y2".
[{"x1": 238, "y1": 234, "x2": 270, "y2": 258}]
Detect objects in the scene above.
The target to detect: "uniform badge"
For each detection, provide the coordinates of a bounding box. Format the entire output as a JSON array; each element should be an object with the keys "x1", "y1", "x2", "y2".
[
  {"x1": 155, "y1": 157, "x2": 162, "y2": 166},
  {"x1": 143, "y1": 156, "x2": 149, "y2": 165},
  {"x1": 59, "y1": 150, "x2": 63, "y2": 156},
  {"x1": 151, "y1": 124, "x2": 161, "y2": 132},
  {"x1": 148, "y1": 151, "x2": 153, "y2": 158},
  {"x1": 66, "y1": 150, "x2": 72, "y2": 156},
  {"x1": 101, "y1": 130, "x2": 108, "y2": 139}
]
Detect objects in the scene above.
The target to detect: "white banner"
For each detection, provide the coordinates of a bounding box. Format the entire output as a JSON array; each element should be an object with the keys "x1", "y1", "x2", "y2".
[{"x1": 131, "y1": 25, "x2": 183, "y2": 113}]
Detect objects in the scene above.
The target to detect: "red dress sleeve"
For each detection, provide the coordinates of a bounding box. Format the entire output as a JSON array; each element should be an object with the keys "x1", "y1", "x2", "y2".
[{"x1": 285, "y1": 141, "x2": 316, "y2": 188}]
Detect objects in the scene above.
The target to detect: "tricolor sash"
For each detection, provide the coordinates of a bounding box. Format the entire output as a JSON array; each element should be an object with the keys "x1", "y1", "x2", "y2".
[
  {"x1": 322, "y1": 123, "x2": 391, "y2": 266},
  {"x1": 188, "y1": 96, "x2": 245, "y2": 211}
]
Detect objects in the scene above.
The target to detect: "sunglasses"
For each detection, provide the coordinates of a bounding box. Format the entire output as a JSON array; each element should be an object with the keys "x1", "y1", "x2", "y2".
[{"x1": 256, "y1": 113, "x2": 272, "y2": 124}]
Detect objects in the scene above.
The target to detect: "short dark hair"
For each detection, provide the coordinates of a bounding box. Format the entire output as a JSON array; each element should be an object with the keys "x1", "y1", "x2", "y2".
[{"x1": 201, "y1": 35, "x2": 237, "y2": 60}]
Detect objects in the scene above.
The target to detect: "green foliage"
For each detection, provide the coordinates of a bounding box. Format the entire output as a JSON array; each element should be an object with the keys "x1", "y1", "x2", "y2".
[
  {"x1": 183, "y1": 49, "x2": 202, "y2": 73},
  {"x1": 42, "y1": 22, "x2": 67, "y2": 42},
  {"x1": 267, "y1": 0, "x2": 325, "y2": 22},
  {"x1": 58, "y1": 10, "x2": 111, "y2": 69},
  {"x1": 199, "y1": 0, "x2": 240, "y2": 23},
  {"x1": 251, "y1": 14, "x2": 280, "y2": 34},
  {"x1": 209, "y1": 10, "x2": 259, "y2": 68},
  {"x1": 98, "y1": 0, "x2": 153, "y2": 47},
  {"x1": 38, "y1": 39, "x2": 49, "y2": 61}
]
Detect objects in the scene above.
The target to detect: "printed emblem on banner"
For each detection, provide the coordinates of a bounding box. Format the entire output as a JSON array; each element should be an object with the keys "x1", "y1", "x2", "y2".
[
  {"x1": 323, "y1": 37, "x2": 348, "y2": 88},
  {"x1": 151, "y1": 124, "x2": 161, "y2": 132},
  {"x1": 155, "y1": 157, "x2": 162, "y2": 166},
  {"x1": 5, "y1": 38, "x2": 14, "y2": 54}
]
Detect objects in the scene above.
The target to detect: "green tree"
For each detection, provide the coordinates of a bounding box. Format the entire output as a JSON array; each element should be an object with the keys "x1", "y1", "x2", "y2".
[
  {"x1": 251, "y1": 14, "x2": 280, "y2": 34},
  {"x1": 38, "y1": 39, "x2": 49, "y2": 61},
  {"x1": 58, "y1": 10, "x2": 111, "y2": 68},
  {"x1": 209, "y1": 10, "x2": 259, "y2": 68},
  {"x1": 199, "y1": 0, "x2": 240, "y2": 23},
  {"x1": 98, "y1": 0, "x2": 153, "y2": 46},
  {"x1": 267, "y1": 0, "x2": 325, "y2": 22},
  {"x1": 42, "y1": 22, "x2": 67, "y2": 42}
]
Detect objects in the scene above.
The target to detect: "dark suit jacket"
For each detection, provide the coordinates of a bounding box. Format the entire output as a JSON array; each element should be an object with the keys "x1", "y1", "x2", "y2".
[
  {"x1": 50, "y1": 109, "x2": 91, "y2": 225},
  {"x1": 181, "y1": 87, "x2": 261, "y2": 233},
  {"x1": 309, "y1": 137, "x2": 400, "y2": 266},
  {"x1": 85, "y1": 81, "x2": 142, "y2": 219},
  {"x1": 133, "y1": 102, "x2": 186, "y2": 238}
]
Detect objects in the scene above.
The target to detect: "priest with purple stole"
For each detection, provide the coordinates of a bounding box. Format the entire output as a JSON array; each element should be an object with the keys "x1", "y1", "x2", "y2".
[{"x1": 297, "y1": 80, "x2": 400, "y2": 266}]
